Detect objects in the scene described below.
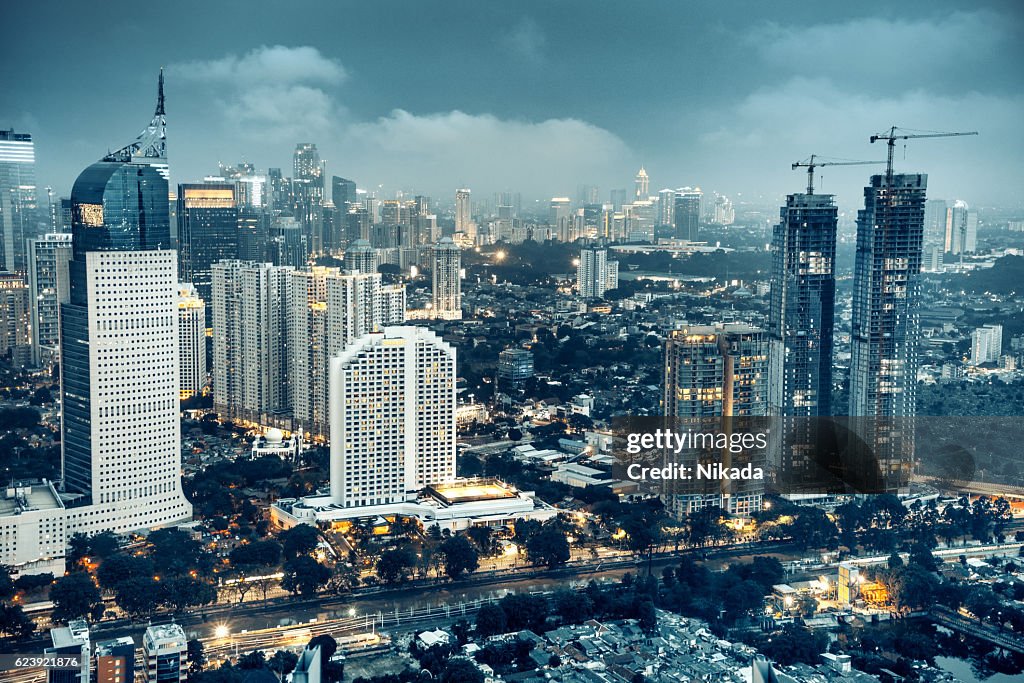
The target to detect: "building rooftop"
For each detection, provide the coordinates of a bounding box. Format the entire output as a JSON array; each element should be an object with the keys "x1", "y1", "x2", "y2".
[{"x1": 0, "y1": 480, "x2": 65, "y2": 517}]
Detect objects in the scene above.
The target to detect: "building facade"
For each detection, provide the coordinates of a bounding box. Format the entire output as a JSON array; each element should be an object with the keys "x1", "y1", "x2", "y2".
[
  {"x1": 177, "y1": 283, "x2": 206, "y2": 399},
  {"x1": 431, "y1": 237, "x2": 462, "y2": 319},
  {"x1": 0, "y1": 129, "x2": 39, "y2": 274},
  {"x1": 26, "y1": 233, "x2": 72, "y2": 366},
  {"x1": 329, "y1": 327, "x2": 456, "y2": 507},
  {"x1": 849, "y1": 173, "x2": 927, "y2": 490},
  {"x1": 176, "y1": 182, "x2": 237, "y2": 311}
]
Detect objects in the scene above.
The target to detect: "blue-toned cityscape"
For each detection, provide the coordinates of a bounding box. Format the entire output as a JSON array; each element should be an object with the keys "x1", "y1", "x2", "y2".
[{"x1": 1, "y1": 3, "x2": 1024, "y2": 683}]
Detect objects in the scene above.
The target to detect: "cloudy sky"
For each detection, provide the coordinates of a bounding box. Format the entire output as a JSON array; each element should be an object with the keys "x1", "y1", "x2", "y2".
[{"x1": 2, "y1": 0, "x2": 1021, "y2": 209}]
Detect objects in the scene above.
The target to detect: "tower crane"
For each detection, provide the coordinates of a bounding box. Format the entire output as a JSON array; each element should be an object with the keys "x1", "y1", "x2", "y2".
[
  {"x1": 791, "y1": 155, "x2": 884, "y2": 194},
  {"x1": 869, "y1": 126, "x2": 977, "y2": 185}
]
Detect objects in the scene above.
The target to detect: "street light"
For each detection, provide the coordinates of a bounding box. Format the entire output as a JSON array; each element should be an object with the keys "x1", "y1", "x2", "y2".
[{"x1": 214, "y1": 624, "x2": 230, "y2": 639}]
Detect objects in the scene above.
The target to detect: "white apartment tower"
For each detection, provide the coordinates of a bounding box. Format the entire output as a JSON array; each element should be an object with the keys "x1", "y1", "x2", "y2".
[
  {"x1": 577, "y1": 248, "x2": 618, "y2": 298},
  {"x1": 26, "y1": 233, "x2": 72, "y2": 366},
  {"x1": 177, "y1": 283, "x2": 206, "y2": 399},
  {"x1": 431, "y1": 237, "x2": 462, "y2": 319},
  {"x1": 455, "y1": 188, "x2": 473, "y2": 237},
  {"x1": 329, "y1": 327, "x2": 456, "y2": 507},
  {"x1": 971, "y1": 324, "x2": 1003, "y2": 365}
]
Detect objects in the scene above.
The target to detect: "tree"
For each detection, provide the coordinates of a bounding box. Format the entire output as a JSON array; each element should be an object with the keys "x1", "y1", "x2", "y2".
[
  {"x1": 115, "y1": 577, "x2": 162, "y2": 619},
  {"x1": 0, "y1": 603, "x2": 35, "y2": 639},
  {"x1": 238, "y1": 651, "x2": 266, "y2": 670},
  {"x1": 98, "y1": 554, "x2": 154, "y2": 592},
  {"x1": 376, "y1": 547, "x2": 417, "y2": 584},
  {"x1": 88, "y1": 531, "x2": 120, "y2": 558},
  {"x1": 500, "y1": 593, "x2": 549, "y2": 632},
  {"x1": 440, "y1": 658, "x2": 484, "y2": 683},
  {"x1": 475, "y1": 603, "x2": 508, "y2": 637},
  {"x1": 187, "y1": 639, "x2": 207, "y2": 678},
  {"x1": 268, "y1": 651, "x2": 298, "y2": 682},
  {"x1": 0, "y1": 564, "x2": 14, "y2": 599},
  {"x1": 553, "y1": 590, "x2": 594, "y2": 624},
  {"x1": 282, "y1": 556, "x2": 330, "y2": 596},
  {"x1": 440, "y1": 535, "x2": 479, "y2": 579},
  {"x1": 51, "y1": 572, "x2": 104, "y2": 622},
  {"x1": 163, "y1": 576, "x2": 218, "y2": 612},
  {"x1": 526, "y1": 524, "x2": 571, "y2": 568},
  {"x1": 280, "y1": 525, "x2": 320, "y2": 559},
  {"x1": 789, "y1": 508, "x2": 839, "y2": 551}
]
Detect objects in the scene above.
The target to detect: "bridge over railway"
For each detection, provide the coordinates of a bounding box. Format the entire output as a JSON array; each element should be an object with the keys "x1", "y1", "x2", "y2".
[{"x1": 929, "y1": 605, "x2": 1024, "y2": 654}]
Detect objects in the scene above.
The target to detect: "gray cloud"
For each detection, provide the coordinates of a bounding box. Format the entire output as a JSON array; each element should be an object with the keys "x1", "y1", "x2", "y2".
[
  {"x1": 745, "y1": 11, "x2": 1019, "y2": 94},
  {"x1": 173, "y1": 45, "x2": 348, "y2": 86},
  {"x1": 341, "y1": 109, "x2": 634, "y2": 197}
]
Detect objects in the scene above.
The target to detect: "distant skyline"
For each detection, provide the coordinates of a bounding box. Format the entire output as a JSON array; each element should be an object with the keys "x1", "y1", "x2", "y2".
[{"x1": 2, "y1": 0, "x2": 1022, "y2": 208}]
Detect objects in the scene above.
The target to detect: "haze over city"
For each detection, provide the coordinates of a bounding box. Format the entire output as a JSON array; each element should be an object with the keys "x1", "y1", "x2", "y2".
[{"x1": 2, "y1": 0, "x2": 1022, "y2": 206}]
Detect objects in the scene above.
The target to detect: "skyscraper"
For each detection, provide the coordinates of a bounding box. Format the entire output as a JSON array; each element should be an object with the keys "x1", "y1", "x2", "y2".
[
  {"x1": 550, "y1": 197, "x2": 572, "y2": 241},
  {"x1": 673, "y1": 187, "x2": 702, "y2": 241},
  {"x1": 849, "y1": 173, "x2": 927, "y2": 488},
  {"x1": 430, "y1": 237, "x2": 461, "y2": 320},
  {"x1": 455, "y1": 188, "x2": 472, "y2": 236},
  {"x1": 332, "y1": 176, "x2": 357, "y2": 212},
  {"x1": 663, "y1": 324, "x2": 768, "y2": 515},
  {"x1": 177, "y1": 283, "x2": 206, "y2": 400},
  {"x1": 293, "y1": 143, "x2": 324, "y2": 253},
  {"x1": 634, "y1": 166, "x2": 649, "y2": 200},
  {"x1": 0, "y1": 129, "x2": 39, "y2": 273},
  {"x1": 577, "y1": 248, "x2": 618, "y2": 299},
  {"x1": 290, "y1": 268, "x2": 400, "y2": 439},
  {"x1": 329, "y1": 326, "x2": 456, "y2": 507},
  {"x1": 176, "y1": 182, "x2": 237, "y2": 310},
  {"x1": 211, "y1": 261, "x2": 294, "y2": 425},
  {"x1": 0, "y1": 272, "x2": 30, "y2": 366},
  {"x1": 60, "y1": 70, "x2": 192, "y2": 531},
  {"x1": 923, "y1": 199, "x2": 947, "y2": 248},
  {"x1": 768, "y1": 193, "x2": 837, "y2": 419},
  {"x1": 26, "y1": 233, "x2": 72, "y2": 366},
  {"x1": 944, "y1": 199, "x2": 977, "y2": 256}
]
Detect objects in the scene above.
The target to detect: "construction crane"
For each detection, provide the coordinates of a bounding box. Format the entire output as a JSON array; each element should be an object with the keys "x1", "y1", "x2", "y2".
[
  {"x1": 791, "y1": 155, "x2": 884, "y2": 194},
  {"x1": 870, "y1": 126, "x2": 978, "y2": 184}
]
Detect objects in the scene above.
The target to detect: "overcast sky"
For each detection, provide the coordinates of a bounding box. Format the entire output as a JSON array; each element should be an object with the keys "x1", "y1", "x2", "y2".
[{"x1": 2, "y1": 0, "x2": 1021, "y2": 210}]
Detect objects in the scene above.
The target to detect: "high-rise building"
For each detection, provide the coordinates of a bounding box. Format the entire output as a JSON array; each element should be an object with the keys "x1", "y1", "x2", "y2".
[
  {"x1": 60, "y1": 71, "x2": 192, "y2": 531},
  {"x1": 95, "y1": 637, "x2": 136, "y2": 683},
  {"x1": 142, "y1": 623, "x2": 187, "y2": 683},
  {"x1": 329, "y1": 327, "x2": 456, "y2": 507},
  {"x1": 212, "y1": 261, "x2": 294, "y2": 425},
  {"x1": 176, "y1": 183, "x2": 237, "y2": 310},
  {"x1": 768, "y1": 193, "x2": 837, "y2": 486},
  {"x1": 0, "y1": 129, "x2": 39, "y2": 274},
  {"x1": 46, "y1": 619, "x2": 90, "y2": 683},
  {"x1": 0, "y1": 272, "x2": 31, "y2": 366},
  {"x1": 430, "y1": 237, "x2": 461, "y2": 320},
  {"x1": 944, "y1": 199, "x2": 977, "y2": 256},
  {"x1": 849, "y1": 173, "x2": 927, "y2": 488},
  {"x1": 178, "y1": 283, "x2": 206, "y2": 399},
  {"x1": 768, "y1": 193, "x2": 837, "y2": 419},
  {"x1": 550, "y1": 197, "x2": 572, "y2": 241},
  {"x1": 290, "y1": 268, "x2": 403, "y2": 439},
  {"x1": 332, "y1": 176, "x2": 357, "y2": 213},
  {"x1": 713, "y1": 194, "x2": 735, "y2": 225},
  {"x1": 26, "y1": 233, "x2": 72, "y2": 366},
  {"x1": 344, "y1": 239, "x2": 377, "y2": 274},
  {"x1": 293, "y1": 143, "x2": 325, "y2": 253},
  {"x1": 663, "y1": 324, "x2": 768, "y2": 515},
  {"x1": 455, "y1": 188, "x2": 472, "y2": 236},
  {"x1": 923, "y1": 199, "x2": 947, "y2": 248},
  {"x1": 634, "y1": 166, "x2": 649, "y2": 200},
  {"x1": 673, "y1": 187, "x2": 702, "y2": 241},
  {"x1": 658, "y1": 189, "x2": 675, "y2": 227},
  {"x1": 577, "y1": 248, "x2": 618, "y2": 299},
  {"x1": 971, "y1": 324, "x2": 1003, "y2": 365}
]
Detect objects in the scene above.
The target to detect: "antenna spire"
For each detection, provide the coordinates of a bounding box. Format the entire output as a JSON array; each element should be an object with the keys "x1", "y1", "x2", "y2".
[{"x1": 155, "y1": 68, "x2": 165, "y2": 116}]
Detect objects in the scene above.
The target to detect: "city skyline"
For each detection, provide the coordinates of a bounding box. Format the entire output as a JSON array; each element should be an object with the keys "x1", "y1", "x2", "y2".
[{"x1": 1, "y1": 2, "x2": 1021, "y2": 206}]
